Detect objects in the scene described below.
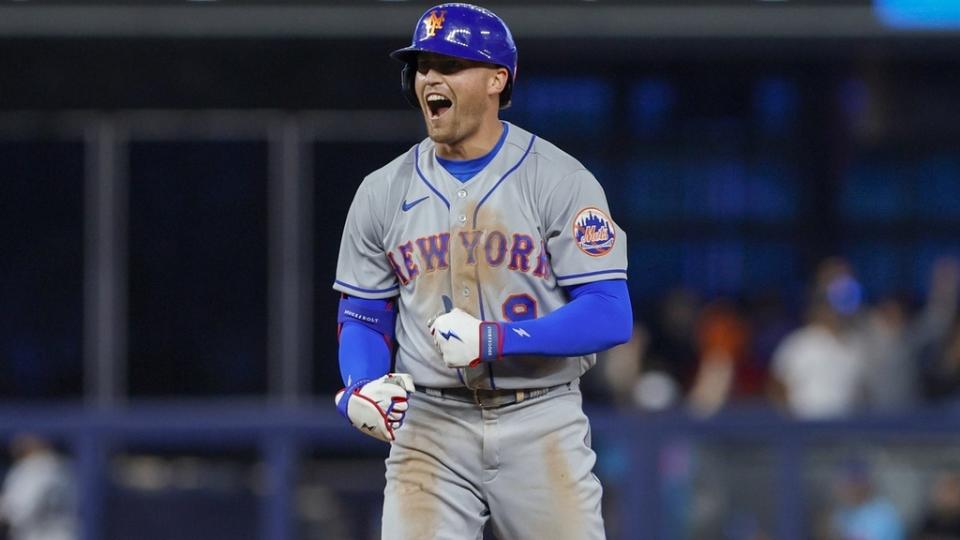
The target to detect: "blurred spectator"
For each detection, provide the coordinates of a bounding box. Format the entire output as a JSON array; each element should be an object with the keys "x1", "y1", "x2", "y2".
[
  {"x1": 863, "y1": 257, "x2": 958, "y2": 411},
  {"x1": 826, "y1": 459, "x2": 905, "y2": 540},
  {"x1": 592, "y1": 320, "x2": 688, "y2": 411},
  {"x1": 687, "y1": 299, "x2": 750, "y2": 416},
  {"x1": 861, "y1": 295, "x2": 916, "y2": 412},
  {"x1": 744, "y1": 288, "x2": 795, "y2": 401},
  {"x1": 589, "y1": 289, "x2": 698, "y2": 411},
  {"x1": 642, "y1": 288, "x2": 700, "y2": 405},
  {"x1": 917, "y1": 258, "x2": 960, "y2": 405},
  {"x1": 632, "y1": 288, "x2": 700, "y2": 410},
  {"x1": 770, "y1": 257, "x2": 868, "y2": 418},
  {"x1": 593, "y1": 323, "x2": 651, "y2": 409},
  {"x1": 923, "y1": 323, "x2": 960, "y2": 406},
  {"x1": 914, "y1": 471, "x2": 960, "y2": 540},
  {"x1": 0, "y1": 435, "x2": 76, "y2": 540}
]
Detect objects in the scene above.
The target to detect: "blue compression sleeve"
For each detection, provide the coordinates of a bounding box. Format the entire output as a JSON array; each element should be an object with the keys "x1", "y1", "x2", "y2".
[
  {"x1": 338, "y1": 297, "x2": 394, "y2": 387},
  {"x1": 501, "y1": 279, "x2": 632, "y2": 357}
]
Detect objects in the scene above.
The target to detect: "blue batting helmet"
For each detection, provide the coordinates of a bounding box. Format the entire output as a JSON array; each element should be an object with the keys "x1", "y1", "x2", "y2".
[{"x1": 390, "y1": 3, "x2": 518, "y2": 109}]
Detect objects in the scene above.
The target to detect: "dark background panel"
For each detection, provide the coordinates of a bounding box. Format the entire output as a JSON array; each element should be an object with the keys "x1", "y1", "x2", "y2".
[
  {"x1": 0, "y1": 141, "x2": 84, "y2": 400},
  {"x1": 127, "y1": 140, "x2": 269, "y2": 396},
  {"x1": 0, "y1": 39, "x2": 406, "y2": 111}
]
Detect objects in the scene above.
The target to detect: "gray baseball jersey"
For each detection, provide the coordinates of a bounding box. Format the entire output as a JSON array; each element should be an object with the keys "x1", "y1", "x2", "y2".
[{"x1": 334, "y1": 121, "x2": 628, "y2": 390}]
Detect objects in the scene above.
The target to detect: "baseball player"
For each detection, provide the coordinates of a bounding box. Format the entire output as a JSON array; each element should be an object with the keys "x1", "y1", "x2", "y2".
[{"x1": 333, "y1": 4, "x2": 632, "y2": 539}]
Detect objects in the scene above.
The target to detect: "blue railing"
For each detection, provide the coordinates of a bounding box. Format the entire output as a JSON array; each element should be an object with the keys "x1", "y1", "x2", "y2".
[{"x1": 3, "y1": 402, "x2": 960, "y2": 540}]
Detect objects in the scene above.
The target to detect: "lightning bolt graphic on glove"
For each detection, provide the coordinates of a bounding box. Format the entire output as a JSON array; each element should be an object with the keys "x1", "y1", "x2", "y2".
[{"x1": 440, "y1": 329, "x2": 462, "y2": 342}]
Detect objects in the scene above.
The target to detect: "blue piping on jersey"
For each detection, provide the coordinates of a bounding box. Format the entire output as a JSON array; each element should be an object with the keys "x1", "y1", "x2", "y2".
[
  {"x1": 488, "y1": 363, "x2": 497, "y2": 389},
  {"x1": 414, "y1": 145, "x2": 451, "y2": 209},
  {"x1": 555, "y1": 269, "x2": 628, "y2": 281},
  {"x1": 334, "y1": 280, "x2": 400, "y2": 294},
  {"x1": 471, "y1": 133, "x2": 538, "y2": 227}
]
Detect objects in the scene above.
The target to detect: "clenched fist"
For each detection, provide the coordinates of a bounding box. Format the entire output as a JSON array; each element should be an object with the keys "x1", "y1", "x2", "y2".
[
  {"x1": 428, "y1": 308, "x2": 502, "y2": 368},
  {"x1": 335, "y1": 373, "x2": 415, "y2": 443}
]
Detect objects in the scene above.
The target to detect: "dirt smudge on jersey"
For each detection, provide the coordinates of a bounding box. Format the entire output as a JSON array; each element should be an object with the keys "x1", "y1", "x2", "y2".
[
  {"x1": 450, "y1": 202, "x2": 540, "y2": 320},
  {"x1": 473, "y1": 205, "x2": 509, "y2": 306},
  {"x1": 449, "y1": 202, "x2": 484, "y2": 317}
]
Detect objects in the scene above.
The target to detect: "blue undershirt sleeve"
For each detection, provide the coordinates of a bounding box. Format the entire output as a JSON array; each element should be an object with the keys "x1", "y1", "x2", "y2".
[
  {"x1": 501, "y1": 279, "x2": 632, "y2": 357},
  {"x1": 338, "y1": 297, "x2": 395, "y2": 387}
]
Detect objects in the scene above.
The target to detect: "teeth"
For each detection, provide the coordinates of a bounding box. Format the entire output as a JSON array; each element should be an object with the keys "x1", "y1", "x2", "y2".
[{"x1": 427, "y1": 94, "x2": 448, "y2": 102}]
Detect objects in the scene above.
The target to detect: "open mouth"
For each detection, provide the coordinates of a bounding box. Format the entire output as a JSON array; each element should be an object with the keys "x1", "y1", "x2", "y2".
[{"x1": 426, "y1": 94, "x2": 453, "y2": 118}]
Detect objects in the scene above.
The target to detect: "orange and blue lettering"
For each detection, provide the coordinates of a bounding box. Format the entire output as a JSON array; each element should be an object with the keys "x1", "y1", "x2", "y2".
[
  {"x1": 459, "y1": 230, "x2": 483, "y2": 265},
  {"x1": 386, "y1": 251, "x2": 410, "y2": 285},
  {"x1": 508, "y1": 233, "x2": 535, "y2": 272},
  {"x1": 533, "y1": 240, "x2": 550, "y2": 278},
  {"x1": 415, "y1": 233, "x2": 450, "y2": 272},
  {"x1": 502, "y1": 294, "x2": 538, "y2": 322},
  {"x1": 398, "y1": 241, "x2": 420, "y2": 281},
  {"x1": 485, "y1": 231, "x2": 508, "y2": 267}
]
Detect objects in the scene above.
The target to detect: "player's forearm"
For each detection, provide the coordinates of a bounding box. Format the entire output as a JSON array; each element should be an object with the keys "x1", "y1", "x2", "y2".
[
  {"x1": 339, "y1": 322, "x2": 392, "y2": 386},
  {"x1": 500, "y1": 279, "x2": 632, "y2": 357}
]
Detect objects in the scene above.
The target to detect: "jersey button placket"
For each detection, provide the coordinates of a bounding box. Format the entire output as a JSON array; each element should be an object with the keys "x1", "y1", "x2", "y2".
[
  {"x1": 457, "y1": 208, "x2": 470, "y2": 298},
  {"x1": 457, "y1": 207, "x2": 470, "y2": 300},
  {"x1": 451, "y1": 194, "x2": 475, "y2": 311}
]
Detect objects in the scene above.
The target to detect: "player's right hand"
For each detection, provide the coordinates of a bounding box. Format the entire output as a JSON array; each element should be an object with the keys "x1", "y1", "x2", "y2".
[
  {"x1": 429, "y1": 308, "x2": 501, "y2": 368},
  {"x1": 335, "y1": 373, "x2": 415, "y2": 443}
]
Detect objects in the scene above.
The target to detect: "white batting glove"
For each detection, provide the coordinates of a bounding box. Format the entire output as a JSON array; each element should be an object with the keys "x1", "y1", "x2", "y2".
[
  {"x1": 335, "y1": 373, "x2": 415, "y2": 443},
  {"x1": 428, "y1": 308, "x2": 502, "y2": 368}
]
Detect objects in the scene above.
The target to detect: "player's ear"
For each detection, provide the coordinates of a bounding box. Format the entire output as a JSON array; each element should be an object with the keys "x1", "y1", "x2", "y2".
[{"x1": 488, "y1": 67, "x2": 509, "y2": 98}]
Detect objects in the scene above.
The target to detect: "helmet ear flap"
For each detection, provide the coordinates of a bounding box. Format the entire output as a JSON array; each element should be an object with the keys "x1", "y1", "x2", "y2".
[{"x1": 401, "y1": 63, "x2": 420, "y2": 109}]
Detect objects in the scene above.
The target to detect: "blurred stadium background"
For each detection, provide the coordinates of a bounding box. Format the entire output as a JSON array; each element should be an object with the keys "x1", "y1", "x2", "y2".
[{"x1": 2, "y1": 0, "x2": 960, "y2": 539}]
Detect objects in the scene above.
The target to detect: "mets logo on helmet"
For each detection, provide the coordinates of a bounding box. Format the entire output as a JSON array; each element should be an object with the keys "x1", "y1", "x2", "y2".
[
  {"x1": 573, "y1": 208, "x2": 616, "y2": 257},
  {"x1": 424, "y1": 10, "x2": 446, "y2": 38}
]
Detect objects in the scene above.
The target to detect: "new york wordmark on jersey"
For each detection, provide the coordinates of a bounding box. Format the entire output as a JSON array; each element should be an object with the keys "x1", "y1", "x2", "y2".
[{"x1": 385, "y1": 229, "x2": 551, "y2": 286}]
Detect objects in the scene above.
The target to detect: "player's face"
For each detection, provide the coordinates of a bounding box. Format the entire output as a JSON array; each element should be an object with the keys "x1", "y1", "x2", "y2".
[{"x1": 414, "y1": 53, "x2": 507, "y2": 148}]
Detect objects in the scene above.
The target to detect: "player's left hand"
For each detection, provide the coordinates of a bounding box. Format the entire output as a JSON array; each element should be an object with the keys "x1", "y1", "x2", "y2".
[{"x1": 429, "y1": 308, "x2": 502, "y2": 368}]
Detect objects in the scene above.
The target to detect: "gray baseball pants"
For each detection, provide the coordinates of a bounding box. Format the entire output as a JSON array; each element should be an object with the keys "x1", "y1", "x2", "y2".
[{"x1": 381, "y1": 380, "x2": 606, "y2": 540}]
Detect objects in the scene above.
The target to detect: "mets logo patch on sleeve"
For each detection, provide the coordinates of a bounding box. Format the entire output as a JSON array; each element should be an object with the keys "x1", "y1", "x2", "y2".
[{"x1": 573, "y1": 207, "x2": 616, "y2": 257}]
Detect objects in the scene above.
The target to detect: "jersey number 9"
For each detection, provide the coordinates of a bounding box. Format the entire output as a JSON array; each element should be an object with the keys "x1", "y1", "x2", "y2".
[{"x1": 502, "y1": 294, "x2": 537, "y2": 322}]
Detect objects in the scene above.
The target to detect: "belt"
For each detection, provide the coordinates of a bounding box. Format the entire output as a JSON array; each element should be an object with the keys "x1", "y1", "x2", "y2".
[{"x1": 414, "y1": 382, "x2": 570, "y2": 409}]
